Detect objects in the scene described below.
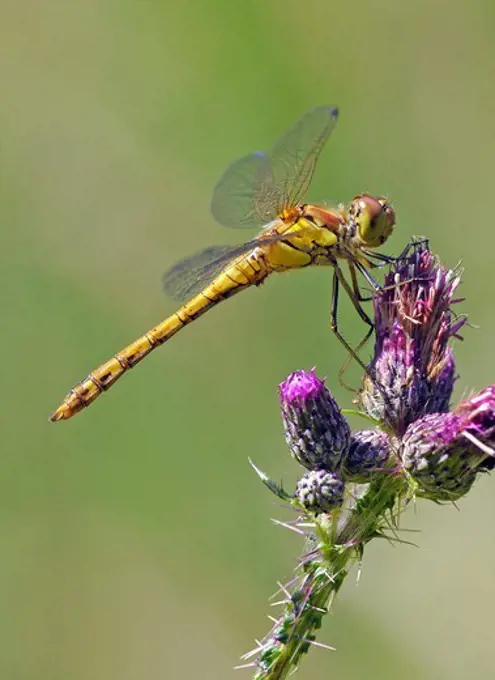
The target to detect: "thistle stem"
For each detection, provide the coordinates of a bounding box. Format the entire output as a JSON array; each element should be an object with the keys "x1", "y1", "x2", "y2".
[{"x1": 252, "y1": 472, "x2": 406, "y2": 680}]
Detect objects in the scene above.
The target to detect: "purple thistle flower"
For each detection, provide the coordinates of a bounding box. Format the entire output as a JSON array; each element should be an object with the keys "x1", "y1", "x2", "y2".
[
  {"x1": 295, "y1": 469, "x2": 345, "y2": 514},
  {"x1": 359, "y1": 243, "x2": 465, "y2": 436},
  {"x1": 401, "y1": 413, "x2": 477, "y2": 500},
  {"x1": 401, "y1": 385, "x2": 495, "y2": 500},
  {"x1": 343, "y1": 430, "x2": 392, "y2": 482},
  {"x1": 279, "y1": 369, "x2": 351, "y2": 471}
]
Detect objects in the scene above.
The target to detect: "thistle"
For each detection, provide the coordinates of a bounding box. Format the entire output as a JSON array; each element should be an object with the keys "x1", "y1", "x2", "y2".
[
  {"x1": 244, "y1": 240, "x2": 494, "y2": 679},
  {"x1": 295, "y1": 469, "x2": 345, "y2": 513},
  {"x1": 359, "y1": 242, "x2": 465, "y2": 435},
  {"x1": 343, "y1": 429, "x2": 392, "y2": 483},
  {"x1": 279, "y1": 369, "x2": 350, "y2": 471},
  {"x1": 401, "y1": 386, "x2": 495, "y2": 500}
]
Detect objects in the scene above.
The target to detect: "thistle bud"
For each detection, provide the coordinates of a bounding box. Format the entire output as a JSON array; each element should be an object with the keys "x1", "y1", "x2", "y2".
[
  {"x1": 279, "y1": 369, "x2": 351, "y2": 471},
  {"x1": 343, "y1": 430, "x2": 392, "y2": 482},
  {"x1": 295, "y1": 469, "x2": 345, "y2": 514}
]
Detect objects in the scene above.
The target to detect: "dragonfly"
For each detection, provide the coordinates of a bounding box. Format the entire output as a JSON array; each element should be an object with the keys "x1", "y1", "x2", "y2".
[{"x1": 50, "y1": 106, "x2": 396, "y2": 422}]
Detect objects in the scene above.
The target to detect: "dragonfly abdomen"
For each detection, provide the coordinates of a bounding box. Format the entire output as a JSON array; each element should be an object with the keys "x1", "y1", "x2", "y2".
[
  {"x1": 49, "y1": 334, "x2": 164, "y2": 421},
  {"x1": 49, "y1": 254, "x2": 269, "y2": 421}
]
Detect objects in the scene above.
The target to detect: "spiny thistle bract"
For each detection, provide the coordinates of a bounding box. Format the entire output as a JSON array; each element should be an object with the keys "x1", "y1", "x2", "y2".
[
  {"x1": 243, "y1": 240, "x2": 494, "y2": 680},
  {"x1": 343, "y1": 429, "x2": 392, "y2": 482}
]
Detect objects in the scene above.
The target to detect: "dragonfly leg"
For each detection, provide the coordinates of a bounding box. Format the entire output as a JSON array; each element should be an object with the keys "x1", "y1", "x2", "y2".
[
  {"x1": 363, "y1": 237, "x2": 430, "y2": 267},
  {"x1": 395, "y1": 237, "x2": 430, "y2": 261},
  {"x1": 353, "y1": 260, "x2": 383, "y2": 293},
  {"x1": 365, "y1": 251, "x2": 397, "y2": 265},
  {"x1": 347, "y1": 258, "x2": 419, "y2": 303},
  {"x1": 333, "y1": 266, "x2": 375, "y2": 388},
  {"x1": 356, "y1": 249, "x2": 434, "y2": 302},
  {"x1": 330, "y1": 267, "x2": 372, "y2": 389},
  {"x1": 337, "y1": 264, "x2": 375, "y2": 328},
  {"x1": 333, "y1": 239, "x2": 433, "y2": 391},
  {"x1": 348, "y1": 262, "x2": 375, "y2": 303}
]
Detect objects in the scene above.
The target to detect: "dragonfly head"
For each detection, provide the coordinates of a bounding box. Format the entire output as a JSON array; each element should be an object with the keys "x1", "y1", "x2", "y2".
[{"x1": 350, "y1": 194, "x2": 395, "y2": 248}]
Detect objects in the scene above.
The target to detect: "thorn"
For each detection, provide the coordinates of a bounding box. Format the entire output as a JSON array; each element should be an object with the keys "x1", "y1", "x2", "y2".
[
  {"x1": 307, "y1": 639, "x2": 336, "y2": 651},
  {"x1": 271, "y1": 518, "x2": 306, "y2": 535},
  {"x1": 295, "y1": 636, "x2": 336, "y2": 651},
  {"x1": 276, "y1": 581, "x2": 292, "y2": 600},
  {"x1": 239, "y1": 643, "x2": 265, "y2": 661},
  {"x1": 297, "y1": 548, "x2": 320, "y2": 567},
  {"x1": 322, "y1": 568, "x2": 337, "y2": 584},
  {"x1": 462, "y1": 430, "x2": 495, "y2": 457},
  {"x1": 269, "y1": 575, "x2": 299, "y2": 601}
]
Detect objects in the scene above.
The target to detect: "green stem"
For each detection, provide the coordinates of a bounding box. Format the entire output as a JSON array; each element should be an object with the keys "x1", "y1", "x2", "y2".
[{"x1": 252, "y1": 473, "x2": 406, "y2": 679}]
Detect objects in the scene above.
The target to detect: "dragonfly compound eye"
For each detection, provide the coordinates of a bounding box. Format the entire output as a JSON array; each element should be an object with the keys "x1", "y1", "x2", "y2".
[{"x1": 350, "y1": 193, "x2": 395, "y2": 247}]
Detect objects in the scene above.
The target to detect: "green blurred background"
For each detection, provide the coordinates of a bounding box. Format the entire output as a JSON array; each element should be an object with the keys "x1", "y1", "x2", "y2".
[{"x1": 1, "y1": 0, "x2": 495, "y2": 678}]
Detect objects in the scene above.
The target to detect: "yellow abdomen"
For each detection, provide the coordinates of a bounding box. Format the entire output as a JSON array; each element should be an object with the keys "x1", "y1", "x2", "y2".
[{"x1": 49, "y1": 252, "x2": 269, "y2": 421}]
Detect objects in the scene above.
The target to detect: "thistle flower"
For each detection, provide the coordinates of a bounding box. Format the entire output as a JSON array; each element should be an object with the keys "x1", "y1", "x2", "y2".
[
  {"x1": 279, "y1": 369, "x2": 350, "y2": 471},
  {"x1": 295, "y1": 469, "x2": 345, "y2": 513},
  {"x1": 343, "y1": 429, "x2": 392, "y2": 483},
  {"x1": 402, "y1": 386, "x2": 495, "y2": 500},
  {"x1": 359, "y1": 243, "x2": 465, "y2": 436}
]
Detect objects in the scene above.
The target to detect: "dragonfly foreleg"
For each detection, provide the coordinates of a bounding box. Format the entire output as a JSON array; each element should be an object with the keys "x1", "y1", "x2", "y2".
[{"x1": 363, "y1": 238, "x2": 430, "y2": 267}]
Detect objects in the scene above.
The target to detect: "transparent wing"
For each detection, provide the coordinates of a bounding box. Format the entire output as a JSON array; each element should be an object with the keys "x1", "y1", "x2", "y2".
[
  {"x1": 210, "y1": 152, "x2": 275, "y2": 229},
  {"x1": 163, "y1": 232, "x2": 289, "y2": 302},
  {"x1": 210, "y1": 107, "x2": 338, "y2": 229},
  {"x1": 270, "y1": 106, "x2": 339, "y2": 214},
  {"x1": 163, "y1": 243, "x2": 258, "y2": 301}
]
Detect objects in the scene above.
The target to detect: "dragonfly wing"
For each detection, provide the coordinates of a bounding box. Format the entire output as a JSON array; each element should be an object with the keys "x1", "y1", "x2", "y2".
[
  {"x1": 163, "y1": 243, "x2": 258, "y2": 301},
  {"x1": 270, "y1": 106, "x2": 339, "y2": 214},
  {"x1": 210, "y1": 107, "x2": 338, "y2": 230},
  {"x1": 210, "y1": 151, "x2": 279, "y2": 229},
  {"x1": 163, "y1": 229, "x2": 306, "y2": 302}
]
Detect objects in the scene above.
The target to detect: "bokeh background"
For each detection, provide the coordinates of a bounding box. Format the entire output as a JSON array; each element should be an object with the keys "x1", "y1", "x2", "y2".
[{"x1": 2, "y1": 0, "x2": 495, "y2": 678}]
